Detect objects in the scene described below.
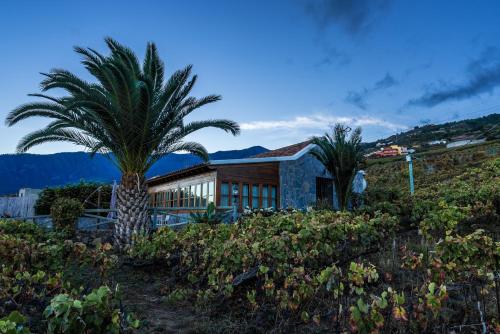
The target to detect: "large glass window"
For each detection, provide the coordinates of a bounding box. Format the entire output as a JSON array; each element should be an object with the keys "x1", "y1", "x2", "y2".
[
  {"x1": 172, "y1": 188, "x2": 178, "y2": 207},
  {"x1": 252, "y1": 185, "x2": 259, "y2": 208},
  {"x1": 221, "y1": 183, "x2": 229, "y2": 206},
  {"x1": 262, "y1": 185, "x2": 269, "y2": 208},
  {"x1": 242, "y1": 184, "x2": 249, "y2": 208},
  {"x1": 189, "y1": 185, "x2": 196, "y2": 208},
  {"x1": 271, "y1": 186, "x2": 277, "y2": 208},
  {"x1": 232, "y1": 183, "x2": 240, "y2": 208},
  {"x1": 182, "y1": 187, "x2": 189, "y2": 207},
  {"x1": 208, "y1": 181, "x2": 215, "y2": 204},
  {"x1": 200, "y1": 183, "x2": 207, "y2": 207}
]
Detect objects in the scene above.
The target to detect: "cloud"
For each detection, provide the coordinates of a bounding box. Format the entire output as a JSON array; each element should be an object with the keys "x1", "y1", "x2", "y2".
[
  {"x1": 314, "y1": 45, "x2": 351, "y2": 68},
  {"x1": 345, "y1": 90, "x2": 369, "y2": 110},
  {"x1": 304, "y1": 0, "x2": 393, "y2": 36},
  {"x1": 406, "y1": 47, "x2": 500, "y2": 108},
  {"x1": 344, "y1": 73, "x2": 398, "y2": 109},
  {"x1": 240, "y1": 115, "x2": 407, "y2": 132}
]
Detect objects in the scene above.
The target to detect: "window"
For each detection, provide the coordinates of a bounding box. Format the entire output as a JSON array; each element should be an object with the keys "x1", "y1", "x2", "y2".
[
  {"x1": 167, "y1": 190, "x2": 173, "y2": 207},
  {"x1": 232, "y1": 183, "x2": 240, "y2": 208},
  {"x1": 262, "y1": 185, "x2": 269, "y2": 208},
  {"x1": 242, "y1": 184, "x2": 249, "y2": 208},
  {"x1": 172, "y1": 188, "x2": 178, "y2": 207},
  {"x1": 189, "y1": 185, "x2": 195, "y2": 207},
  {"x1": 149, "y1": 194, "x2": 155, "y2": 207},
  {"x1": 252, "y1": 185, "x2": 259, "y2": 208},
  {"x1": 208, "y1": 181, "x2": 215, "y2": 205},
  {"x1": 195, "y1": 184, "x2": 201, "y2": 207},
  {"x1": 155, "y1": 192, "x2": 162, "y2": 207},
  {"x1": 221, "y1": 183, "x2": 229, "y2": 206},
  {"x1": 200, "y1": 183, "x2": 207, "y2": 207},
  {"x1": 182, "y1": 187, "x2": 189, "y2": 207},
  {"x1": 271, "y1": 186, "x2": 277, "y2": 208}
]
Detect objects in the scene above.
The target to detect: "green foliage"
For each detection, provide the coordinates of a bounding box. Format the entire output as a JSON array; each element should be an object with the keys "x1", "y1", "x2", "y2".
[
  {"x1": 129, "y1": 211, "x2": 397, "y2": 315},
  {"x1": 189, "y1": 202, "x2": 225, "y2": 225},
  {"x1": 35, "y1": 182, "x2": 112, "y2": 215},
  {"x1": 0, "y1": 221, "x2": 122, "y2": 332},
  {"x1": 310, "y1": 124, "x2": 364, "y2": 210},
  {"x1": 44, "y1": 286, "x2": 139, "y2": 334},
  {"x1": 6, "y1": 38, "x2": 240, "y2": 175},
  {"x1": 0, "y1": 312, "x2": 30, "y2": 334},
  {"x1": 128, "y1": 227, "x2": 177, "y2": 261},
  {"x1": 50, "y1": 198, "x2": 84, "y2": 233}
]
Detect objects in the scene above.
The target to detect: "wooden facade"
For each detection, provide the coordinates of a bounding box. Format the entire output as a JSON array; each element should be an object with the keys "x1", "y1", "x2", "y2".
[
  {"x1": 215, "y1": 162, "x2": 279, "y2": 210},
  {"x1": 147, "y1": 162, "x2": 280, "y2": 212}
]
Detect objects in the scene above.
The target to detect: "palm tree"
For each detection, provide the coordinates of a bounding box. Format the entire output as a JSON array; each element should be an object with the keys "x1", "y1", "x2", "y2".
[
  {"x1": 5, "y1": 38, "x2": 240, "y2": 248},
  {"x1": 310, "y1": 124, "x2": 363, "y2": 211}
]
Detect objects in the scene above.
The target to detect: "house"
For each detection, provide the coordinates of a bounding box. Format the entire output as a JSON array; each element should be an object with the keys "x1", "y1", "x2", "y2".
[
  {"x1": 146, "y1": 141, "x2": 338, "y2": 213},
  {"x1": 427, "y1": 139, "x2": 447, "y2": 146},
  {"x1": 446, "y1": 138, "x2": 486, "y2": 149},
  {"x1": 372, "y1": 145, "x2": 408, "y2": 158}
]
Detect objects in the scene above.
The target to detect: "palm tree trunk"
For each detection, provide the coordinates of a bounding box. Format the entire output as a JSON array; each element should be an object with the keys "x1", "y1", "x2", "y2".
[{"x1": 114, "y1": 173, "x2": 150, "y2": 249}]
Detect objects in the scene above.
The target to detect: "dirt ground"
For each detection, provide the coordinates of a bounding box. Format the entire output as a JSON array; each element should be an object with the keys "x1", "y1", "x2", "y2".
[{"x1": 114, "y1": 266, "x2": 202, "y2": 334}]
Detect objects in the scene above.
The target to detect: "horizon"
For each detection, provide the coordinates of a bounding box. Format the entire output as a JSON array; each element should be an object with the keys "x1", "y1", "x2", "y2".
[{"x1": 2, "y1": 0, "x2": 500, "y2": 154}]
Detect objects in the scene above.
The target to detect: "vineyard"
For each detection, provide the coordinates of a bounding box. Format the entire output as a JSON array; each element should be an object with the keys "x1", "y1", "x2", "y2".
[{"x1": 1, "y1": 146, "x2": 499, "y2": 333}]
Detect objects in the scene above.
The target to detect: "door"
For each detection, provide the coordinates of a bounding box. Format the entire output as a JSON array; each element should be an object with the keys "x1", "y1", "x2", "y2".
[{"x1": 316, "y1": 177, "x2": 333, "y2": 208}]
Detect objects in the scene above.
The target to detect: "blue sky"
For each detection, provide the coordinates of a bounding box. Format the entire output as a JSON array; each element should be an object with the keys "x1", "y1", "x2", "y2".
[{"x1": 1, "y1": 0, "x2": 500, "y2": 154}]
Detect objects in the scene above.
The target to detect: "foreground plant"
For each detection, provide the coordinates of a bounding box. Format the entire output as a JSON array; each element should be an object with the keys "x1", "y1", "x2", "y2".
[{"x1": 5, "y1": 38, "x2": 240, "y2": 249}]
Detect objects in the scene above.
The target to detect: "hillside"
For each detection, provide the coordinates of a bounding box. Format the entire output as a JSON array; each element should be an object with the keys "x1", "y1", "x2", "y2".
[
  {"x1": 0, "y1": 146, "x2": 267, "y2": 195},
  {"x1": 363, "y1": 113, "x2": 500, "y2": 150}
]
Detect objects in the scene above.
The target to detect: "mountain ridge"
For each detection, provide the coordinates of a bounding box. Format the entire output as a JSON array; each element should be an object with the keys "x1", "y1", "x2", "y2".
[{"x1": 0, "y1": 146, "x2": 268, "y2": 195}]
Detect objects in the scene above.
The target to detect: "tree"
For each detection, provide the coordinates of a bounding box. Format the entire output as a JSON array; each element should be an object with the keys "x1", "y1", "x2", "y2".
[
  {"x1": 5, "y1": 38, "x2": 240, "y2": 248},
  {"x1": 310, "y1": 124, "x2": 363, "y2": 210}
]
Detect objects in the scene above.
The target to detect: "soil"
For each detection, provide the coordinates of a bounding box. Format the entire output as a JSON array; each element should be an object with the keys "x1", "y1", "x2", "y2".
[{"x1": 114, "y1": 266, "x2": 202, "y2": 334}]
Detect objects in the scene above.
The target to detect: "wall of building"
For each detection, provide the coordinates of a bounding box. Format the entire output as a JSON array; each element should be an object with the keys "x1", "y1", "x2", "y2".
[{"x1": 279, "y1": 154, "x2": 338, "y2": 210}]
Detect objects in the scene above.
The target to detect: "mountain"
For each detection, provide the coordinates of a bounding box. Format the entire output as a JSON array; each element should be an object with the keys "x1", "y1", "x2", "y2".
[
  {"x1": 0, "y1": 146, "x2": 268, "y2": 195},
  {"x1": 363, "y1": 113, "x2": 500, "y2": 150}
]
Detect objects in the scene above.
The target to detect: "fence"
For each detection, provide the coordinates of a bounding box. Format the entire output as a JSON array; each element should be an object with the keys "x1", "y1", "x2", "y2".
[{"x1": 2, "y1": 206, "x2": 236, "y2": 230}]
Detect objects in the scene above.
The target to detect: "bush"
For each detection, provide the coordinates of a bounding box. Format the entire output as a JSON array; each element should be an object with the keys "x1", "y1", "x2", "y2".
[
  {"x1": 35, "y1": 182, "x2": 112, "y2": 215},
  {"x1": 43, "y1": 286, "x2": 139, "y2": 334},
  {"x1": 50, "y1": 198, "x2": 84, "y2": 233},
  {"x1": 0, "y1": 311, "x2": 30, "y2": 334}
]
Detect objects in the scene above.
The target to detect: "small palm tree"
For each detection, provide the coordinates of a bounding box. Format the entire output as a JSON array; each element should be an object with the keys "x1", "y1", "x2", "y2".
[
  {"x1": 5, "y1": 38, "x2": 240, "y2": 248},
  {"x1": 310, "y1": 124, "x2": 363, "y2": 210}
]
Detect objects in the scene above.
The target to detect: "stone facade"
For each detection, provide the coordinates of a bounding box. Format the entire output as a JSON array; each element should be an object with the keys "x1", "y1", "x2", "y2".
[{"x1": 279, "y1": 154, "x2": 338, "y2": 209}]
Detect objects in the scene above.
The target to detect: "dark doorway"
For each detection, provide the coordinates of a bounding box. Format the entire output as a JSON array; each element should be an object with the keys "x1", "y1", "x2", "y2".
[{"x1": 316, "y1": 177, "x2": 334, "y2": 208}]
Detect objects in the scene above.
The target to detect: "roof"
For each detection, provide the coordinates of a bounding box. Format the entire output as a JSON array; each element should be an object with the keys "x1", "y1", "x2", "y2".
[
  {"x1": 147, "y1": 163, "x2": 215, "y2": 186},
  {"x1": 146, "y1": 140, "x2": 317, "y2": 184},
  {"x1": 251, "y1": 140, "x2": 313, "y2": 158}
]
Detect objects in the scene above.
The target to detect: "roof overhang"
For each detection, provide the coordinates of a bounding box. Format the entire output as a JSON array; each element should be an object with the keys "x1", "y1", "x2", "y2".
[
  {"x1": 147, "y1": 163, "x2": 215, "y2": 186},
  {"x1": 209, "y1": 143, "x2": 316, "y2": 165}
]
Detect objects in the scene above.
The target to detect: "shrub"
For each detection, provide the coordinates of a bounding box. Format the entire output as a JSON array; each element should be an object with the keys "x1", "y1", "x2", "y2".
[
  {"x1": 0, "y1": 311, "x2": 30, "y2": 334},
  {"x1": 189, "y1": 202, "x2": 226, "y2": 225},
  {"x1": 36, "y1": 182, "x2": 112, "y2": 215},
  {"x1": 43, "y1": 286, "x2": 139, "y2": 334},
  {"x1": 50, "y1": 198, "x2": 84, "y2": 234}
]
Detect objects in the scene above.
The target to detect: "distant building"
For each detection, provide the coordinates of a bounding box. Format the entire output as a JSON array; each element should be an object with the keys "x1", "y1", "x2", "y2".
[
  {"x1": 18, "y1": 188, "x2": 42, "y2": 198},
  {"x1": 427, "y1": 139, "x2": 447, "y2": 146},
  {"x1": 371, "y1": 145, "x2": 408, "y2": 158},
  {"x1": 446, "y1": 138, "x2": 486, "y2": 149}
]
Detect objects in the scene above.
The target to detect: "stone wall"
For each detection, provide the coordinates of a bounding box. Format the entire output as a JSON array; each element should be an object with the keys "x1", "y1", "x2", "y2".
[{"x1": 279, "y1": 154, "x2": 338, "y2": 209}]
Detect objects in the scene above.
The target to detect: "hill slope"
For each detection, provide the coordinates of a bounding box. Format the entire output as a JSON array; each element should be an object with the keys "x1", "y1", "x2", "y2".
[
  {"x1": 0, "y1": 146, "x2": 267, "y2": 195},
  {"x1": 364, "y1": 113, "x2": 500, "y2": 150}
]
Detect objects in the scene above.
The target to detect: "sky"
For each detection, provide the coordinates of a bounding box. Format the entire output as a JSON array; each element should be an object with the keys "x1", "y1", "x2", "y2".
[{"x1": 1, "y1": 0, "x2": 500, "y2": 154}]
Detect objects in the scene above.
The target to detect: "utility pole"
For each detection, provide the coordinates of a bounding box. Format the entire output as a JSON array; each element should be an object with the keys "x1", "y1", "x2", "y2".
[{"x1": 406, "y1": 154, "x2": 415, "y2": 195}]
